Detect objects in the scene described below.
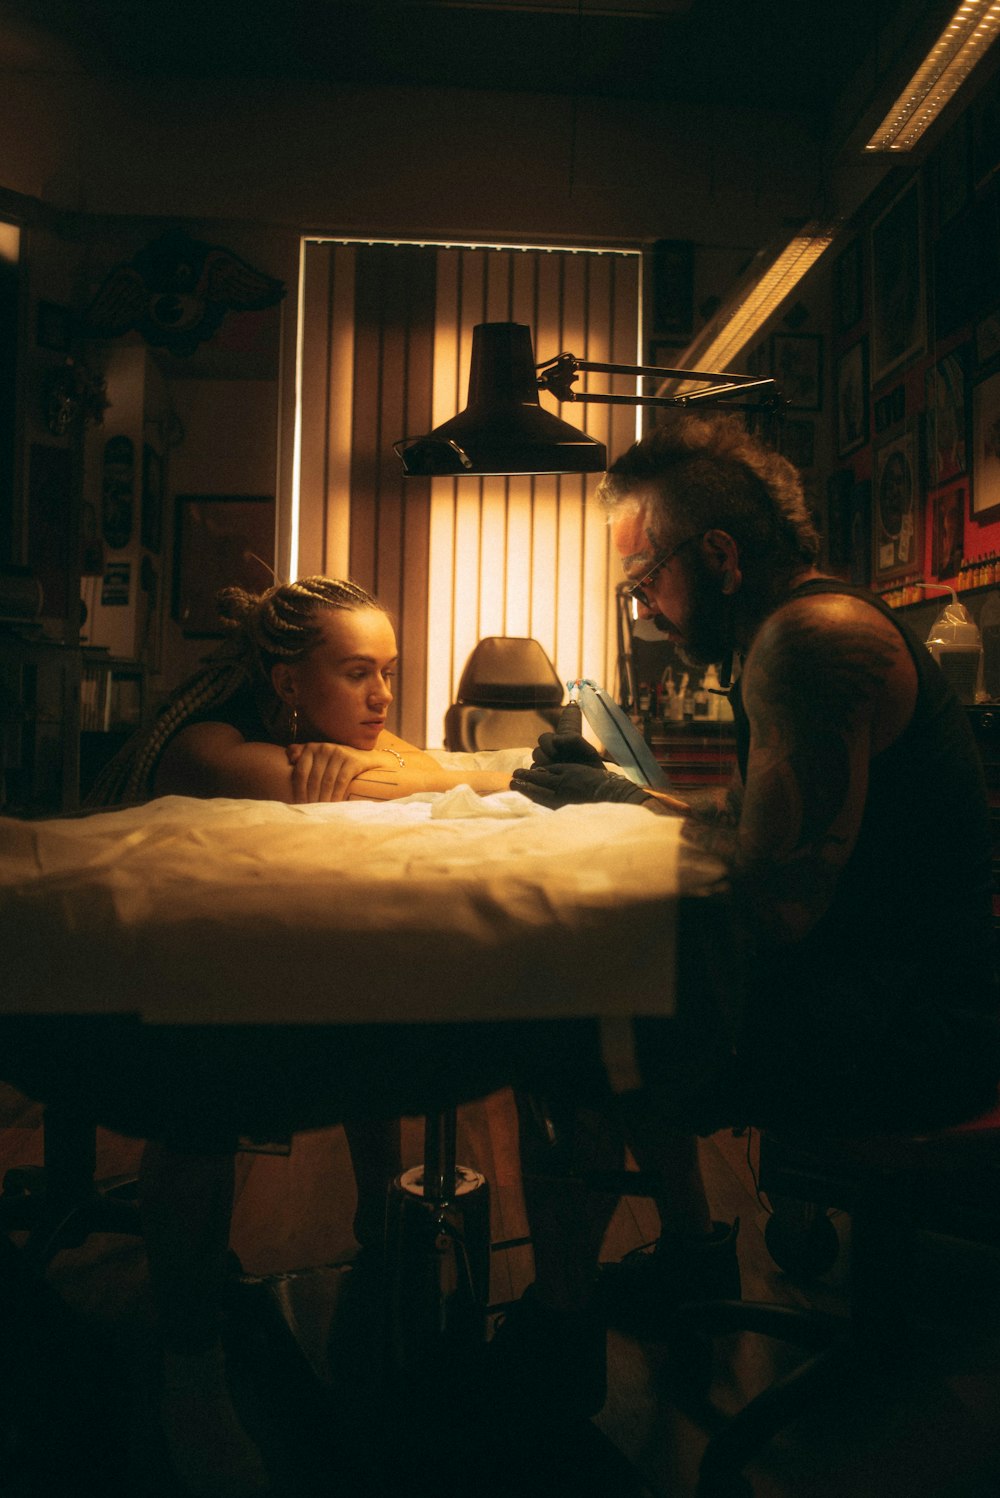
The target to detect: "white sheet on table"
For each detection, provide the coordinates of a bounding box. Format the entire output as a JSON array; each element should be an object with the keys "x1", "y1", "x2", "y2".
[{"x1": 1, "y1": 780, "x2": 718, "y2": 1028}]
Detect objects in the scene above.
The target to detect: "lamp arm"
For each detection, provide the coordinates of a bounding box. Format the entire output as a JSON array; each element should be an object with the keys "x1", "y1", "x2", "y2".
[
  {"x1": 560, "y1": 384, "x2": 781, "y2": 411},
  {"x1": 535, "y1": 351, "x2": 781, "y2": 410}
]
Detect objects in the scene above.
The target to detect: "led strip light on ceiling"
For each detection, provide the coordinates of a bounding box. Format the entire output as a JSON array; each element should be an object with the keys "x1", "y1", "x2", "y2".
[
  {"x1": 665, "y1": 223, "x2": 837, "y2": 380},
  {"x1": 866, "y1": 0, "x2": 1000, "y2": 152}
]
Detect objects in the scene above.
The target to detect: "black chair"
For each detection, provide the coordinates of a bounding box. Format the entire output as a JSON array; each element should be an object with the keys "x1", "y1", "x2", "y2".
[
  {"x1": 443, "y1": 636, "x2": 564, "y2": 751},
  {"x1": 669, "y1": 1095, "x2": 1000, "y2": 1497}
]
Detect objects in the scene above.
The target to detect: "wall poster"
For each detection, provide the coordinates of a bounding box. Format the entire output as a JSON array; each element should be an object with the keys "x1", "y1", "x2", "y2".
[
  {"x1": 873, "y1": 430, "x2": 919, "y2": 581},
  {"x1": 172, "y1": 494, "x2": 275, "y2": 637},
  {"x1": 972, "y1": 370, "x2": 1000, "y2": 523},
  {"x1": 871, "y1": 180, "x2": 925, "y2": 383}
]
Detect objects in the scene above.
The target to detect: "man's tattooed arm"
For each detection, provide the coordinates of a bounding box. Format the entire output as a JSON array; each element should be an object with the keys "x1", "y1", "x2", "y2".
[
  {"x1": 702, "y1": 597, "x2": 903, "y2": 944},
  {"x1": 682, "y1": 778, "x2": 744, "y2": 824},
  {"x1": 680, "y1": 775, "x2": 743, "y2": 861}
]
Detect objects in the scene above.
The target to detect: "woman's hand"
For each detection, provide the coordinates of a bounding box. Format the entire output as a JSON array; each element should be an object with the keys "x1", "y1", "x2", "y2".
[{"x1": 286, "y1": 743, "x2": 402, "y2": 803}]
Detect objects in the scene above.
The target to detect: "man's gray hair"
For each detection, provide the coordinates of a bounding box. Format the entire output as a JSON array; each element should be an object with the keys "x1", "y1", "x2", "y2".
[{"x1": 597, "y1": 411, "x2": 821, "y2": 568}]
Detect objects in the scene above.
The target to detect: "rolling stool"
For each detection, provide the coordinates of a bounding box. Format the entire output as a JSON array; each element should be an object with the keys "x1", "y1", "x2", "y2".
[
  {"x1": 383, "y1": 1106, "x2": 494, "y2": 1373},
  {"x1": 669, "y1": 1092, "x2": 1000, "y2": 1497}
]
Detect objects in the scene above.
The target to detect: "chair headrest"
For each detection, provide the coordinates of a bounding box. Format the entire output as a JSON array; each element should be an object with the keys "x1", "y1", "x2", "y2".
[{"x1": 455, "y1": 636, "x2": 564, "y2": 707}]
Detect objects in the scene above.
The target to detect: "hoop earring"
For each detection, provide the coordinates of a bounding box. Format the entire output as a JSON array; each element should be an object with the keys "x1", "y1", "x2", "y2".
[{"x1": 289, "y1": 705, "x2": 298, "y2": 744}]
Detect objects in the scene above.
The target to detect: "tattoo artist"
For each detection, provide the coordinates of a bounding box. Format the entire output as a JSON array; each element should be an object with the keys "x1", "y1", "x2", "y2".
[{"x1": 511, "y1": 410, "x2": 1000, "y2": 1338}]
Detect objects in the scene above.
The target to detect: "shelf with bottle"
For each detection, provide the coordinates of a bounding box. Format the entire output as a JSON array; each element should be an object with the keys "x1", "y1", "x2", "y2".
[
  {"x1": 647, "y1": 714, "x2": 737, "y2": 787},
  {"x1": 635, "y1": 662, "x2": 735, "y2": 728},
  {"x1": 629, "y1": 665, "x2": 736, "y2": 790},
  {"x1": 878, "y1": 555, "x2": 1000, "y2": 610}
]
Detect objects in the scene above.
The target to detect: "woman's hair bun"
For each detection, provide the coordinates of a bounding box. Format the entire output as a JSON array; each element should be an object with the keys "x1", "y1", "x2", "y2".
[{"x1": 215, "y1": 586, "x2": 258, "y2": 625}]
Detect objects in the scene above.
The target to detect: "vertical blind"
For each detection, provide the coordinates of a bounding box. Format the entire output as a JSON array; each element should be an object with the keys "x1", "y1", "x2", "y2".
[{"x1": 297, "y1": 239, "x2": 641, "y2": 748}]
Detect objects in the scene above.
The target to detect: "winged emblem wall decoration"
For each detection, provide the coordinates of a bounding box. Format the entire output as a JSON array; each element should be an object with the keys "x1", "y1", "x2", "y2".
[{"x1": 82, "y1": 229, "x2": 286, "y2": 356}]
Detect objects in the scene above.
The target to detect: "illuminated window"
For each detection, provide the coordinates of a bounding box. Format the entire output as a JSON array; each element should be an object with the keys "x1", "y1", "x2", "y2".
[{"x1": 296, "y1": 238, "x2": 640, "y2": 746}]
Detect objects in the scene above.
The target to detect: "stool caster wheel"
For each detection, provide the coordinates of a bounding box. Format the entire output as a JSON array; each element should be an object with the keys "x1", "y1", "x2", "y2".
[{"x1": 765, "y1": 1208, "x2": 839, "y2": 1278}]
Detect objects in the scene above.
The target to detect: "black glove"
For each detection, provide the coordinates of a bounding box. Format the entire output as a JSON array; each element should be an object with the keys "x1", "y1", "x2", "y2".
[
  {"x1": 510, "y1": 763, "x2": 651, "y2": 808},
  {"x1": 532, "y1": 700, "x2": 605, "y2": 769}
]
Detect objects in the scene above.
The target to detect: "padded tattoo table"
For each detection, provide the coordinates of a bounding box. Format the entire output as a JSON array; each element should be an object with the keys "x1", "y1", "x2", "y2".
[
  {"x1": 1, "y1": 784, "x2": 716, "y2": 1018},
  {"x1": 0, "y1": 773, "x2": 728, "y2": 1139}
]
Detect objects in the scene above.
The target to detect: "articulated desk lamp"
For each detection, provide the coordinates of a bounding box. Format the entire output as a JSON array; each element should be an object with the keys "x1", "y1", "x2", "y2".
[{"x1": 393, "y1": 320, "x2": 782, "y2": 479}]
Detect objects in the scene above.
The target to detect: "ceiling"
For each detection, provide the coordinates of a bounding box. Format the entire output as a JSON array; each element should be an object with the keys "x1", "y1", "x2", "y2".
[
  {"x1": 0, "y1": 0, "x2": 938, "y2": 125},
  {"x1": 0, "y1": 0, "x2": 977, "y2": 332}
]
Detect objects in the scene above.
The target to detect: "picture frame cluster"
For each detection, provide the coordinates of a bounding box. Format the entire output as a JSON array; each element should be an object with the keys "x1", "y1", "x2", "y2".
[{"x1": 821, "y1": 111, "x2": 1000, "y2": 590}]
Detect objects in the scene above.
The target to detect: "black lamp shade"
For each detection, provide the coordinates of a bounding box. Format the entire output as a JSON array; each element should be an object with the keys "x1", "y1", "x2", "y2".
[{"x1": 396, "y1": 322, "x2": 607, "y2": 477}]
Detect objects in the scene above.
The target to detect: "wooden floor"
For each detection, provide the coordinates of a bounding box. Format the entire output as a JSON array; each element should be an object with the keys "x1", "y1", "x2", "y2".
[{"x1": 2, "y1": 1081, "x2": 1000, "y2": 1497}]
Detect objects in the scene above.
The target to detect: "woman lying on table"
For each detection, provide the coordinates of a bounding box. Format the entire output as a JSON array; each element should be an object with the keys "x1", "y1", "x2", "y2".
[
  {"x1": 87, "y1": 575, "x2": 513, "y2": 1498},
  {"x1": 93, "y1": 574, "x2": 511, "y2": 808}
]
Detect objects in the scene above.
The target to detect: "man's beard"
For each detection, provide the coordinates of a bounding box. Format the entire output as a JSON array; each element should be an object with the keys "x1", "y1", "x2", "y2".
[{"x1": 672, "y1": 551, "x2": 733, "y2": 668}]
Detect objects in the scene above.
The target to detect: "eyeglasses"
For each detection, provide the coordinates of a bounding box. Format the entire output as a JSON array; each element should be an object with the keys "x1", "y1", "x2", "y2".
[{"x1": 624, "y1": 534, "x2": 702, "y2": 610}]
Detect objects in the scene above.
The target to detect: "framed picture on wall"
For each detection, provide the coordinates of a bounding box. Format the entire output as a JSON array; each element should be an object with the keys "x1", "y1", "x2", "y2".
[
  {"x1": 835, "y1": 338, "x2": 868, "y2": 457},
  {"x1": 777, "y1": 417, "x2": 815, "y2": 471},
  {"x1": 849, "y1": 480, "x2": 872, "y2": 587},
  {"x1": 975, "y1": 309, "x2": 1000, "y2": 368},
  {"x1": 972, "y1": 370, "x2": 1000, "y2": 524},
  {"x1": 771, "y1": 333, "x2": 822, "y2": 411},
  {"x1": 871, "y1": 179, "x2": 925, "y2": 383},
  {"x1": 172, "y1": 494, "x2": 276, "y2": 636},
  {"x1": 873, "y1": 394, "x2": 893, "y2": 435},
  {"x1": 27, "y1": 443, "x2": 72, "y2": 618},
  {"x1": 933, "y1": 207, "x2": 977, "y2": 342},
  {"x1": 825, "y1": 469, "x2": 855, "y2": 571},
  {"x1": 972, "y1": 68, "x2": 1000, "y2": 186},
  {"x1": 35, "y1": 300, "x2": 73, "y2": 353},
  {"x1": 931, "y1": 481, "x2": 966, "y2": 579},
  {"x1": 873, "y1": 430, "x2": 919, "y2": 581},
  {"x1": 833, "y1": 238, "x2": 863, "y2": 333},
  {"x1": 141, "y1": 444, "x2": 164, "y2": 554},
  {"x1": 924, "y1": 347, "x2": 968, "y2": 487},
  {"x1": 650, "y1": 239, "x2": 694, "y2": 339},
  {"x1": 649, "y1": 340, "x2": 687, "y2": 373},
  {"x1": 932, "y1": 115, "x2": 971, "y2": 230}
]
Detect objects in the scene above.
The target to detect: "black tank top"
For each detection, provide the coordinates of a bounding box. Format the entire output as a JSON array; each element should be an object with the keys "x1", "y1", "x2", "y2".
[{"x1": 728, "y1": 579, "x2": 998, "y2": 1130}]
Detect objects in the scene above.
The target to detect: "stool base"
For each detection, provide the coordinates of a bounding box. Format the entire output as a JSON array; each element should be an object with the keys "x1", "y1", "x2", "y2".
[{"x1": 383, "y1": 1163, "x2": 491, "y2": 1374}]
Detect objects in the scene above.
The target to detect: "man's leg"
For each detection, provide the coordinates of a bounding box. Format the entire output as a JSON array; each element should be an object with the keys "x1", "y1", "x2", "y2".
[
  {"x1": 600, "y1": 1086, "x2": 741, "y2": 1332},
  {"x1": 474, "y1": 1090, "x2": 622, "y2": 1421},
  {"x1": 613, "y1": 1099, "x2": 712, "y2": 1237},
  {"x1": 515, "y1": 1091, "x2": 624, "y2": 1314}
]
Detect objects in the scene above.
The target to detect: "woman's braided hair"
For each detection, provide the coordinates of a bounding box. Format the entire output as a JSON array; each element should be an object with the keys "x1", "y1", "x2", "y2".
[{"x1": 86, "y1": 576, "x2": 381, "y2": 807}]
